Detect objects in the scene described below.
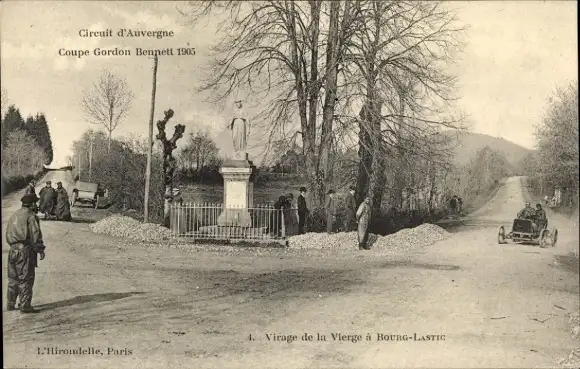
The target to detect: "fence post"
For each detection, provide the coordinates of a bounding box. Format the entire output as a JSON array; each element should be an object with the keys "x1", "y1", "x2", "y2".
[
  {"x1": 194, "y1": 203, "x2": 197, "y2": 241},
  {"x1": 281, "y1": 209, "x2": 286, "y2": 239},
  {"x1": 176, "y1": 202, "x2": 179, "y2": 237}
]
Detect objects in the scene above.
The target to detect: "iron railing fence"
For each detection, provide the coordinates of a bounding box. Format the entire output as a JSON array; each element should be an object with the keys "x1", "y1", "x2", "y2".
[{"x1": 170, "y1": 203, "x2": 299, "y2": 241}]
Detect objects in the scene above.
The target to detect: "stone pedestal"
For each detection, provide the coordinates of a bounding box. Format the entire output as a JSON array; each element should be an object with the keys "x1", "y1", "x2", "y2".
[{"x1": 217, "y1": 157, "x2": 256, "y2": 227}]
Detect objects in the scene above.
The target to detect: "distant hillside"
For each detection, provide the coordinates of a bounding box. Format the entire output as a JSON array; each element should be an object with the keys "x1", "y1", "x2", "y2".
[{"x1": 444, "y1": 131, "x2": 533, "y2": 170}]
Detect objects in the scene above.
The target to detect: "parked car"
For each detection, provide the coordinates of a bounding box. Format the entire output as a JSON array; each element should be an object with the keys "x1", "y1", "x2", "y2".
[{"x1": 70, "y1": 181, "x2": 105, "y2": 209}]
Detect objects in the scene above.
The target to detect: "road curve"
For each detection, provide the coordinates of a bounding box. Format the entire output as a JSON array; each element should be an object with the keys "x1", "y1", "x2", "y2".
[{"x1": 2, "y1": 175, "x2": 578, "y2": 369}]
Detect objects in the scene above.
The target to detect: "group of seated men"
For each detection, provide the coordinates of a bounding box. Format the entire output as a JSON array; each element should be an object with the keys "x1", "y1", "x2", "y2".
[{"x1": 517, "y1": 202, "x2": 547, "y2": 232}]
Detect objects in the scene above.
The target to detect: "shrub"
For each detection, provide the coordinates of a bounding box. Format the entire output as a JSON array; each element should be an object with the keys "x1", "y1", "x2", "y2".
[{"x1": 73, "y1": 134, "x2": 166, "y2": 224}]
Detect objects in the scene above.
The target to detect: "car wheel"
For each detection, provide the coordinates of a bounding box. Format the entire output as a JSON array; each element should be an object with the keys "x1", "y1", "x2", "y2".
[{"x1": 498, "y1": 226, "x2": 506, "y2": 244}]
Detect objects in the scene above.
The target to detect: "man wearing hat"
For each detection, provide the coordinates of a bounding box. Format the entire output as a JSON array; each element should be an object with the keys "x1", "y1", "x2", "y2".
[
  {"x1": 5, "y1": 194, "x2": 46, "y2": 313},
  {"x1": 356, "y1": 196, "x2": 372, "y2": 250},
  {"x1": 344, "y1": 186, "x2": 357, "y2": 232},
  {"x1": 297, "y1": 187, "x2": 309, "y2": 234},
  {"x1": 535, "y1": 203, "x2": 547, "y2": 231},
  {"x1": 25, "y1": 179, "x2": 37, "y2": 196},
  {"x1": 54, "y1": 181, "x2": 71, "y2": 221},
  {"x1": 172, "y1": 188, "x2": 183, "y2": 205},
  {"x1": 325, "y1": 189, "x2": 337, "y2": 234},
  {"x1": 38, "y1": 181, "x2": 56, "y2": 219}
]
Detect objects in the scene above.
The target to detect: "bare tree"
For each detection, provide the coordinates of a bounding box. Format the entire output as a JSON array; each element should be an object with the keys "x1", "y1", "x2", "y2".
[
  {"x1": 180, "y1": 131, "x2": 220, "y2": 170},
  {"x1": 179, "y1": 1, "x2": 355, "y2": 206},
  {"x1": 1, "y1": 129, "x2": 46, "y2": 176},
  {"x1": 81, "y1": 70, "x2": 134, "y2": 153},
  {"x1": 180, "y1": 0, "x2": 465, "y2": 210},
  {"x1": 338, "y1": 1, "x2": 466, "y2": 211},
  {"x1": 156, "y1": 109, "x2": 186, "y2": 228},
  {"x1": 533, "y1": 82, "x2": 579, "y2": 206}
]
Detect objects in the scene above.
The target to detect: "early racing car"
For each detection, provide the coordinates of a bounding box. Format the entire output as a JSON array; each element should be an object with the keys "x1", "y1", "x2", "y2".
[
  {"x1": 70, "y1": 181, "x2": 105, "y2": 209},
  {"x1": 497, "y1": 218, "x2": 558, "y2": 248}
]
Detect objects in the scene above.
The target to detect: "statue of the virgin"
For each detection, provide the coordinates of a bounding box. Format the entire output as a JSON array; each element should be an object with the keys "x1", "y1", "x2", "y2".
[{"x1": 230, "y1": 100, "x2": 249, "y2": 159}]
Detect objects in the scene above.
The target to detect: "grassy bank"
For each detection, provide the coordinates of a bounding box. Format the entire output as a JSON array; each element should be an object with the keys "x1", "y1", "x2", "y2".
[{"x1": 1, "y1": 169, "x2": 47, "y2": 197}]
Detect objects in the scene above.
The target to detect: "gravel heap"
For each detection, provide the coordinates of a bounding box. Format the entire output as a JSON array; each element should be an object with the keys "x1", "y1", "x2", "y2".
[
  {"x1": 571, "y1": 311, "x2": 580, "y2": 340},
  {"x1": 288, "y1": 223, "x2": 450, "y2": 254},
  {"x1": 559, "y1": 346, "x2": 580, "y2": 368},
  {"x1": 89, "y1": 215, "x2": 173, "y2": 241},
  {"x1": 558, "y1": 311, "x2": 580, "y2": 368}
]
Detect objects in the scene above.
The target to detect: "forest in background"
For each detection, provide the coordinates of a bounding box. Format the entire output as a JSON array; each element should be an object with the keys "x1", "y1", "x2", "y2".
[
  {"x1": 521, "y1": 82, "x2": 579, "y2": 214},
  {"x1": 1, "y1": 89, "x2": 55, "y2": 195}
]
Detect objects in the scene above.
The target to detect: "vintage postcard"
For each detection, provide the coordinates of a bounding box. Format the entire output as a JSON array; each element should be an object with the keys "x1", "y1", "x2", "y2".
[{"x1": 1, "y1": 1, "x2": 578, "y2": 368}]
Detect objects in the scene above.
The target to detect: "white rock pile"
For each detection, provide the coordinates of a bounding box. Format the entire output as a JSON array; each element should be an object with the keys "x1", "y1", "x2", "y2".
[
  {"x1": 89, "y1": 215, "x2": 173, "y2": 242},
  {"x1": 571, "y1": 311, "x2": 580, "y2": 340},
  {"x1": 288, "y1": 223, "x2": 450, "y2": 254},
  {"x1": 557, "y1": 311, "x2": 580, "y2": 368}
]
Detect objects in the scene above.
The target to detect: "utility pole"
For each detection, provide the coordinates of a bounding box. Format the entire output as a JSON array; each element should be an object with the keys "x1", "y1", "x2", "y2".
[
  {"x1": 144, "y1": 55, "x2": 158, "y2": 223},
  {"x1": 88, "y1": 133, "x2": 94, "y2": 182}
]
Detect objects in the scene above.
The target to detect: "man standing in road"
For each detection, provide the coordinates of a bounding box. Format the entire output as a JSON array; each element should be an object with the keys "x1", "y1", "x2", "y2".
[
  {"x1": 6, "y1": 194, "x2": 46, "y2": 313},
  {"x1": 325, "y1": 190, "x2": 337, "y2": 234},
  {"x1": 25, "y1": 179, "x2": 37, "y2": 196},
  {"x1": 344, "y1": 186, "x2": 357, "y2": 232},
  {"x1": 38, "y1": 181, "x2": 56, "y2": 219},
  {"x1": 54, "y1": 181, "x2": 71, "y2": 221},
  {"x1": 449, "y1": 196, "x2": 458, "y2": 217},
  {"x1": 297, "y1": 187, "x2": 309, "y2": 235},
  {"x1": 356, "y1": 197, "x2": 372, "y2": 250}
]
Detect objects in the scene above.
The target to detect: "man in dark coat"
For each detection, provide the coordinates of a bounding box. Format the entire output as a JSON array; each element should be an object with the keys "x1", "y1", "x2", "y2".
[
  {"x1": 344, "y1": 186, "x2": 357, "y2": 232},
  {"x1": 297, "y1": 187, "x2": 309, "y2": 234},
  {"x1": 25, "y1": 179, "x2": 37, "y2": 196},
  {"x1": 271, "y1": 195, "x2": 287, "y2": 237},
  {"x1": 54, "y1": 181, "x2": 71, "y2": 221},
  {"x1": 325, "y1": 190, "x2": 337, "y2": 234},
  {"x1": 535, "y1": 203, "x2": 547, "y2": 230},
  {"x1": 518, "y1": 202, "x2": 538, "y2": 231},
  {"x1": 6, "y1": 194, "x2": 46, "y2": 313},
  {"x1": 449, "y1": 196, "x2": 458, "y2": 216},
  {"x1": 284, "y1": 193, "x2": 297, "y2": 236},
  {"x1": 38, "y1": 181, "x2": 56, "y2": 218},
  {"x1": 517, "y1": 202, "x2": 536, "y2": 220},
  {"x1": 356, "y1": 197, "x2": 372, "y2": 250}
]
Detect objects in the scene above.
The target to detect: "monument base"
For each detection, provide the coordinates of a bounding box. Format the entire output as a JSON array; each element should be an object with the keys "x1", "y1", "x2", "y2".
[
  {"x1": 217, "y1": 208, "x2": 252, "y2": 227},
  {"x1": 197, "y1": 225, "x2": 269, "y2": 239},
  {"x1": 216, "y1": 159, "x2": 256, "y2": 227}
]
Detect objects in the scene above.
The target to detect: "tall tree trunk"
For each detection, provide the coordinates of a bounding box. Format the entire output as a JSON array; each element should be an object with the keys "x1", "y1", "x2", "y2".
[
  {"x1": 307, "y1": 0, "x2": 322, "y2": 206},
  {"x1": 371, "y1": 145, "x2": 387, "y2": 215},
  {"x1": 289, "y1": 1, "x2": 318, "y2": 205},
  {"x1": 367, "y1": 99, "x2": 384, "y2": 217},
  {"x1": 356, "y1": 102, "x2": 372, "y2": 206},
  {"x1": 107, "y1": 131, "x2": 112, "y2": 153},
  {"x1": 318, "y1": 0, "x2": 341, "y2": 201}
]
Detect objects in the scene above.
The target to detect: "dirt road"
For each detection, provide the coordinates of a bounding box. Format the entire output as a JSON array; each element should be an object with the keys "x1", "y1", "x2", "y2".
[{"x1": 2, "y1": 174, "x2": 578, "y2": 368}]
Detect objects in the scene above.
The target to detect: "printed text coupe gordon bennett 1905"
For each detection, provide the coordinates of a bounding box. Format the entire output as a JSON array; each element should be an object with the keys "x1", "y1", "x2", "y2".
[{"x1": 58, "y1": 47, "x2": 196, "y2": 58}]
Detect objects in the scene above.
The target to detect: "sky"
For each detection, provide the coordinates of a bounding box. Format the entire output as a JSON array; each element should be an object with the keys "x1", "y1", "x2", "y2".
[{"x1": 1, "y1": 1, "x2": 577, "y2": 167}]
